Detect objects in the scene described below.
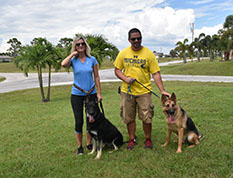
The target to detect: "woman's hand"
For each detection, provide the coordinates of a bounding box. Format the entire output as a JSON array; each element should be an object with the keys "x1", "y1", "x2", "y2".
[
  {"x1": 97, "y1": 93, "x2": 102, "y2": 102},
  {"x1": 72, "y1": 51, "x2": 78, "y2": 58}
]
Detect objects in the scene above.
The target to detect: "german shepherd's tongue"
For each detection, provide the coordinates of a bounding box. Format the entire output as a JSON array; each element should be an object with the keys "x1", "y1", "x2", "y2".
[
  {"x1": 170, "y1": 114, "x2": 175, "y2": 123},
  {"x1": 89, "y1": 115, "x2": 95, "y2": 123}
]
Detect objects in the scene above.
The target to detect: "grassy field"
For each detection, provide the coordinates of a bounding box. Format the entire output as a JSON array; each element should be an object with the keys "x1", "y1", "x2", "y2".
[
  {"x1": 161, "y1": 60, "x2": 233, "y2": 76},
  {"x1": 1, "y1": 58, "x2": 232, "y2": 76},
  {"x1": 0, "y1": 58, "x2": 115, "y2": 73},
  {"x1": 0, "y1": 81, "x2": 233, "y2": 178}
]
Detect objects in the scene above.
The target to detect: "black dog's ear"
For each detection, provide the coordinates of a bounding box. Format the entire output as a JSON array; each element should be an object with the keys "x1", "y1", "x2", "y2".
[
  {"x1": 170, "y1": 93, "x2": 176, "y2": 104},
  {"x1": 84, "y1": 97, "x2": 89, "y2": 104},
  {"x1": 161, "y1": 94, "x2": 167, "y2": 105}
]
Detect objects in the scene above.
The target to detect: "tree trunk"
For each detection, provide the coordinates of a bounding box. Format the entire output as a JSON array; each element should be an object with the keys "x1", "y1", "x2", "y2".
[
  {"x1": 229, "y1": 49, "x2": 233, "y2": 60},
  {"x1": 46, "y1": 65, "x2": 51, "y2": 101},
  {"x1": 197, "y1": 51, "x2": 201, "y2": 62},
  {"x1": 191, "y1": 55, "x2": 193, "y2": 62},
  {"x1": 210, "y1": 50, "x2": 213, "y2": 62},
  {"x1": 183, "y1": 55, "x2": 186, "y2": 64},
  {"x1": 224, "y1": 51, "x2": 230, "y2": 61},
  {"x1": 37, "y1": 65, "x2": 46, "y2": 102},
  {"x1": 221, "y1": 51, "x2": 224, "y2": 60}
]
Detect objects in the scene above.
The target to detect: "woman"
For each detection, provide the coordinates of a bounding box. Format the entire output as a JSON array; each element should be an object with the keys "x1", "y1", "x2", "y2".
[{"x1": 61, "y1": 36, "x2": 102, "y2": 155}]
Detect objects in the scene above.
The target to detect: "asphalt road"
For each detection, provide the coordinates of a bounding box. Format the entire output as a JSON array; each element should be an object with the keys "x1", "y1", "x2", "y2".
[{"x1": 1, "y1": 60, "x2": 233, "y2": 93}]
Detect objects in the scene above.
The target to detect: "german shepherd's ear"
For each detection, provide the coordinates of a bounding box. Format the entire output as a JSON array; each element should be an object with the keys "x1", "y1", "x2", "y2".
[
  {"x1": 170, "y1": 93, "x2": 176, "y2": 104},
  {"x1": 161, "y1": 94, "x2": 167, "y2": 105}
]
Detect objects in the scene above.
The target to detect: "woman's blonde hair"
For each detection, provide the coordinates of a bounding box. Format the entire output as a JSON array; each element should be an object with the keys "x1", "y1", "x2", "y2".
[{"x1": 71, "y1": 36, "x2": 91, "y2": 58}]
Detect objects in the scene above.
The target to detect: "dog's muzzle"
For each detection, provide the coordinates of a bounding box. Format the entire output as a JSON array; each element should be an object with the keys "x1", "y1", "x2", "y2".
[
  {"x1": 89, "y1": 114, "x2": 95, "y2": 123},
  {"x1": 166, "y1": 110, "x2": 175, "y2": 123}
]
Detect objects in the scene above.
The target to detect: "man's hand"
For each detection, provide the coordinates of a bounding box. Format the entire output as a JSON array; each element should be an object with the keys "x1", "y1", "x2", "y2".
[{"x1": 126, "y1": 77, "x2": 135, "y2": 84}]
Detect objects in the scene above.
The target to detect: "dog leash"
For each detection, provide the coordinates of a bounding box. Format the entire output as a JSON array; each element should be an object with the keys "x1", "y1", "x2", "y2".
[
  {"x1": 127, "y1": 78, "x2": 160, "y2": 99},
  {"x1": 99, "y1": 100, "x2": 105, "y2": 116},
  {"x1": 134, "y1": 79, "x2": 160, "y2": 98},
  {"x1": 126, "y1": 78, "x2": 135, "y2": 100}
]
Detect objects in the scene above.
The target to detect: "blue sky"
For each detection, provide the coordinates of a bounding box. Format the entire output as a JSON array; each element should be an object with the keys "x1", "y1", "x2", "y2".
[
  {"x1": 166, "y1": 0, "x2": 232, "y2": 28},
  {"x1": 0, "y1": 0, "x2": 232, "y2": 54}
]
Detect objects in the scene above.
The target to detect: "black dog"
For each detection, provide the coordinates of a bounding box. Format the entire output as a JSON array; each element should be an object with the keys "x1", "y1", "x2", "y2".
[{"x1": 85, "y1": 100, "x2": 124, "y2": 159}]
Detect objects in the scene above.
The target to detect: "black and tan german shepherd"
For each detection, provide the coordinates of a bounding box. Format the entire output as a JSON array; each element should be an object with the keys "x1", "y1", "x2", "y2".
[
  {"x1": 161, "y1": 93, "x2": 203, "y2": 153},
  {"x1": 85, "y1": 100, "x2": 124, "y2": 159}
]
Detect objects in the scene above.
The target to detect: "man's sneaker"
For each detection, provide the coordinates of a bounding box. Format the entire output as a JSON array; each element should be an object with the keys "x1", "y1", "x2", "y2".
[
  {"x1": 127, "y1": 139, "x2": 137, "y2": 150},
  {"x1": 86, "y1": 144, "x2": 93, "y2": 151},
  {"x1": 77, "y1": 146, "x2": 84, "y2": 155},
  {"x1": 144, "y1": 138, "x2": 153, "y2": 149}
]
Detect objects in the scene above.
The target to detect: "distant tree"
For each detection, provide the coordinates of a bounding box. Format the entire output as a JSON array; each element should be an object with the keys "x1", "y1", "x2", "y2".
[
  {"x1": 193, "y1": 33, "x2": 205, "y2": 62},
  {"x1": 7, "y1": 38, "x2": 22, "y2": 57},
  {"x1": 211, "y1": 34, "x2": 221, "y2": 60},
  {"x1": 187, "y1": 42, "x2": 195, "y2": 62},
  {"x1": 169, "y1": 49, "x2": 177, "y2": 58},
  {"x1": 222, "y1": 15, "x2": 233, "y2": 60},
  {"x1": 202, "y1": 35, "x2": 214, "y2": 61},
  {"x1": 217, "y1": 29, "x2": 225, "y2": 60},
  {"x1": 175, "y1": 38, "x2": 189, "y2": 63},
  {"x1": 220, "y1": 28, "x2": 233, "y2": 60},
  {"x1": 223, "y1": 15, "x2": 233, "y2": 29},
  {"x1": 56, "y1": 37, "x2": 73, "y2": 71},
  {"x1": 57, "y1": 37, "x2": 73, "y2": 49},
  {"x1": 0, "y1": 52, "x2": 10, "y2": 56}
]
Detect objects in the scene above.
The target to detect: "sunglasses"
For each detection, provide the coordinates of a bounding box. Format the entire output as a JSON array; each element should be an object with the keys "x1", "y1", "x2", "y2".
[
  {"x1": 76, "y1": 42, "x2": 86, "y2": 47},
  {"x1": 130, "y1": 37, "x2": 142, "y2": 41}
]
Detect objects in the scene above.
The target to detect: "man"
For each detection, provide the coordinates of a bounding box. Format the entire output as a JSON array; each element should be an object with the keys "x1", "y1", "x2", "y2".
[{"x1": 114, "y1": 28, "x2": 170, "y2": 150}]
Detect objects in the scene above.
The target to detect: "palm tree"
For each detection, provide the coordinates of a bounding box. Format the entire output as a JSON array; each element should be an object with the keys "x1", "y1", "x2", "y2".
[
  {"x1": 211, "y1": 34, "x2": 221, "y2": 60},
  {"x1": 222, "y1": 15, "x2": 233, "y2": 60},
  {"x1": 14, "y1": 38, "x2": 60, "y2": 102},
  {"x1": 202, "y1": 35, "x2": 215, "y2": 62},
  {"x1": 187, "y1": 42, "x2": 195, "y2": 62},
  {"x1": 217, "y1": 29, "x2": 225, "y2": 60},
  {"x1": 220, "y1": 28, "x2": 233, "y2": 60},
  {"x1": 76, "y1": 34, "x2": 119, "y2": 65},
  {"x1": 175, "y1": 38, "x2": 189, "y2": 63},
  {"x1": 193, "y1": 33, "x2": 205, "y2": 62}
]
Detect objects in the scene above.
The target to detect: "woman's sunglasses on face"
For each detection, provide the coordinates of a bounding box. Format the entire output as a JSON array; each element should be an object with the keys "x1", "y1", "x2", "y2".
[
  {"x1": 130, "y1": 37, "x2": 142, "y2": 41},
  {"x1": 76, "y1": 42, "x2": 86, "y2": 47}
]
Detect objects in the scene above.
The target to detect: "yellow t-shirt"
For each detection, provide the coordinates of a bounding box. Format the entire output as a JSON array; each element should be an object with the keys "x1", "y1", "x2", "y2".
[{"x1": 114, "y1": 46, "x2": 160, "y2": 95}]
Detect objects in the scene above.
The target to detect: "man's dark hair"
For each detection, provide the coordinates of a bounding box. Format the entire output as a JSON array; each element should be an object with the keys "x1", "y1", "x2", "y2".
[{"x1": 128, "y1": 28, "x2": 142, "y2": 39}]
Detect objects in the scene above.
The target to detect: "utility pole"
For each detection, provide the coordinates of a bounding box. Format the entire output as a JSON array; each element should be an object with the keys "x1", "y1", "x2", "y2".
[
  {"x1": 190, "y1": 22, "x2": 194, "y2": 42},
  {"x1": 189, "y1": 22, "x2": 195, "y2": 62}
]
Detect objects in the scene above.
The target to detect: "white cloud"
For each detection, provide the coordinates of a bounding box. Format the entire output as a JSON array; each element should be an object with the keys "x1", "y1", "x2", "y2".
[
  {"x1": 0, "y1": 0, "x2": 225, "y2": 54},
  {"x1": 194, "y1": 24, "x2": 223, "y2": 38}
]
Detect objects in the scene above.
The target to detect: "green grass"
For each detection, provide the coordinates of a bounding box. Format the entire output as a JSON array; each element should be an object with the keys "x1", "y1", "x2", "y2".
[
  {"x1": 99, "y1": 59, "x2": 114, "y2": 69},
  {"x1": 161, "y1": 60, "x2": 233, "y2": 76},
  {"x1": 0, "y1": 62, "x2": 21, "y2": 73},
  {"x1": 1, "y1": 81, "x2": 233, "y2": 178},
  {"x1": 0, "y1": 59, "x2": 113, "y2": 73},
  {"x1": 157, "y1": 57, "x2": 181, "y2": 63},
  {"x1": 0, "y1": 77, "x2": 6, "y2": 82},
  {"x1": 0, "y1": 62, "x2": 69, "y2": 73}
]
